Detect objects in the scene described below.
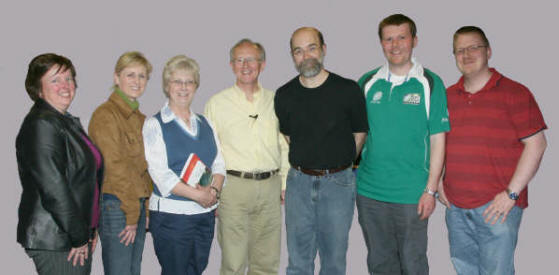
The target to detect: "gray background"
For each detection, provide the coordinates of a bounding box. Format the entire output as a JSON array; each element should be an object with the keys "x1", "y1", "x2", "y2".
[{"x1": 1, "y1": 0, "x2": 556, "y2": 274}]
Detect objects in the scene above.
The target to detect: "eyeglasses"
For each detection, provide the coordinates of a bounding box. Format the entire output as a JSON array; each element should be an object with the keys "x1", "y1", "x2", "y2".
[
  {"x1": 454, "y1": 45, "x2": 487, "y2": 56},
  {"x1": 232, "y1": 57, "x2": 260, "y2": 65},
  {"x1": 170, "y1": 79, "x2": 196, "y2": 87}
]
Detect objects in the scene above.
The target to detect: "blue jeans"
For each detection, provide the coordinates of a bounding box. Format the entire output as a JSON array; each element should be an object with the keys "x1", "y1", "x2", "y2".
[
  {"x1": 285, "y1": 167, "x2": 356, "y2": 275},
  {"x1": 99, "y1": 194, "x2": 147, "y2": 275},
  {"x1": 446, "y1": 202, "x2": 523, "y2": 275},
  {"x1": 150, "y1": 210, "x2": 215, "y2": 275}
]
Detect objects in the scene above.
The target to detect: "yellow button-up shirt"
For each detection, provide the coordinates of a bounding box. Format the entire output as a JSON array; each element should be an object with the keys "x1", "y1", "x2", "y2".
[{"x1": 205, "y1": 84, "x2": 289, "y2": 189}]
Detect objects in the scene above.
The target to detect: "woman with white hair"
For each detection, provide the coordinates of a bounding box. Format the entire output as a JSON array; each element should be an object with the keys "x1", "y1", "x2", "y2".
[{"x1": 143, "y1": 55, "x2": 225, "y2": 275}]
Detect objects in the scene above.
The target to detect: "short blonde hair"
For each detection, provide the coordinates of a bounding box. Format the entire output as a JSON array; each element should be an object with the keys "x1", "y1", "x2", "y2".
[
  {"x1": 162, "y1": 55, "x2": 200, "y2": 97},
  {"x1": 113, "y1": 51, "x2": 152, "y2": 89}
]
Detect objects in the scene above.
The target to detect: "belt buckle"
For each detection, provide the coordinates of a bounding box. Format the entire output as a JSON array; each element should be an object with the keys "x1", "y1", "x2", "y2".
[{"x1": 315, "y1": 169, "x2": 327, "y2": 176}]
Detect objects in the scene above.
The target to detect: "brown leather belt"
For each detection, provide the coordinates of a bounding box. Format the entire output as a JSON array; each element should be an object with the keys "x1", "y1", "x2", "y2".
[
  {"x1": 292, "y1": 164, "x2": 351, "y2": 176},
  {"x1": 226, "y1": 169, "x2": 279, "y2": 180}
]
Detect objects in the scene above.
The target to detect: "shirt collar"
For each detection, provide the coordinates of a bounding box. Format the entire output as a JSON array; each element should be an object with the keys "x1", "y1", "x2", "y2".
[
  {"x1": 375, "y1": 57, "x2": 424, "y2": 82},
  {"x1": 232, "y1": 83, "x2": 262, "y2": 101},
  {"x1": 455, "y1": 68, "x2": 502, "y2": 94},
  {"x1": 109, "y1": 90, "x2": 137, "y2": 118},
  {"x1": 160, "y1": 101, "x2": 200, "y2": 124},
  {"x1": 115, "y1": 88, "x2": 139, "y2": 110}
]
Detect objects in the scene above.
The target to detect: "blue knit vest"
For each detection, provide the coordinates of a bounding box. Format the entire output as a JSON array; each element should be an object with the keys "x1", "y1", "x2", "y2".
[{"x1": 153, "y1": 113, "x2": 217, "y2": 201}]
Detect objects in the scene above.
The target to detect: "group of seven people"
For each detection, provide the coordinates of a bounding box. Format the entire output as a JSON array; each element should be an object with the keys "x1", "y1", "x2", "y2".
[{"x1": 16, "y1": 13, "x2": 547, "y2": 275}]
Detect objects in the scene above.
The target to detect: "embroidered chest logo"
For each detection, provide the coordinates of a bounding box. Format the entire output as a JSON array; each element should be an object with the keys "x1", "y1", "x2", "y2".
[
  {"x1": 402, "y1": 93, "x2": 421, "y2": 105},
  {"x1": 370, "y1": 91, "x2": 383, "y2": 104}
]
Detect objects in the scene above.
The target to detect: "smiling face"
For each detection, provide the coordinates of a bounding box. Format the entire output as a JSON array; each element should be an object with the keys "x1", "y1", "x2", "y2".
[
  {"x1": 454, "y1": 32, "x2": 491, "y2": 78},
  {"x1": 166, "y1": 69, "x2": 197, "y2": 109},
  {"x1": 380, "y1": 23, "x2": 417, "y2": 74},
  {"x1": 230, "y1": 42, "x2": 265, "y2": 87},
  {"x1": 39, "y1": 65, "x2": 76, "y2": 113},
  {"x1": 114, "y1": 64, "x2": 148, "y2": 100}
]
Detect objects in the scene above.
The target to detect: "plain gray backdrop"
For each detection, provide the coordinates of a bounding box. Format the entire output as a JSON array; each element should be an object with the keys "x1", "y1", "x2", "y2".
[{"x1": 2, "y1": 0, "x2": 556, "y2": 274}]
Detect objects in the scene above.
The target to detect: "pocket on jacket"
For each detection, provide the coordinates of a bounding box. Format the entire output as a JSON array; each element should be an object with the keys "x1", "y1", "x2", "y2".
[{"x1": 124, "y1": 131, "x2": 143, "y2": 157}]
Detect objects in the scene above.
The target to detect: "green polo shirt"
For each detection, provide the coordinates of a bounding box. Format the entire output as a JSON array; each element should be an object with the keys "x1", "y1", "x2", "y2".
[{"x1": 356, "y1": 63, "x2": 450, "y2": 204}]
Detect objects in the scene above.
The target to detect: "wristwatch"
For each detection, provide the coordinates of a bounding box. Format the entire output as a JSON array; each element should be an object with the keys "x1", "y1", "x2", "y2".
[
  {"x1": 210, "y1": 186, "x2": 221, "y2": 200},
  {"x1": 424, "y1": 187, "x2": 438, "y2": 197},
  {"x1": 507, "y1": 188, "x2": 519, "y2": 201}
]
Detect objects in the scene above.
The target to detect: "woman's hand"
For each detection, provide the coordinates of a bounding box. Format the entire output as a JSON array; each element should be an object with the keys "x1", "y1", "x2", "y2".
[
  {"x1": 89, "y1": 231, "x2": 98, "y2": 254},
  {"x1": 119, "y1": 224, "x2": 138, "y2": 246},
  {"x1": 67, "y1": 243, "x2": 89, "y2": 266},
  {"x1": 195, "y1": 185, "x2": 217, "y2": 208}
]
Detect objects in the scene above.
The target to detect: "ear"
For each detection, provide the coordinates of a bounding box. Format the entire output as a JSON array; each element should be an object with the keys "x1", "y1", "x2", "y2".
[
  {"x1": 259, "y1": 60, "x2": 266, "y2": 72},
  {"x1": 322, "y1": 43, "x2": 327, "y2": 56},
  {"x1": 164, "y1": 84, "x2": 170, "y2": 98},
  {"x1": 486, "y1": 46, "x2": 492, "y2": 60},
  {"x1": 113, "y1": 73, "x2": 120, "y2": 87},
  {"x1": 413, "y1": 36, "x2": 418, "y2": 48}
]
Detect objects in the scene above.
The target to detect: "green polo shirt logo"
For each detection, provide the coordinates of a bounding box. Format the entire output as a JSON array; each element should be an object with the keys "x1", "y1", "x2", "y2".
[
  {"x1": 403, "y1": 93, "x2": 421, "y2": 105},
  {"x1": 371, "y1": 91, "x2": 383, "y2": 104}
]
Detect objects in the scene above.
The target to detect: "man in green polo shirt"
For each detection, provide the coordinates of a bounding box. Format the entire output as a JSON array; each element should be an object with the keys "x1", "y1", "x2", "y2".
[{"x1": 356, "y1": 14, "x2": 450, "y2": 275}]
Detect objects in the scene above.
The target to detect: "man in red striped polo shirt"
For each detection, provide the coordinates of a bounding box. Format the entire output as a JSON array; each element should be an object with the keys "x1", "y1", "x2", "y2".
[{"x1": 440, "y1": 26, "x2": 548, "y2": 275}]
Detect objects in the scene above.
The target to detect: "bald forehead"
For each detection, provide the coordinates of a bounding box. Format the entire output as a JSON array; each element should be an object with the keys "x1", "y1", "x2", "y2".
[
  {"x1": 234, "y1": 42, "x2": 259, "y2": 55},
  {"x1": 290, "y1": 27, "x2": 321, "y2": 49}
]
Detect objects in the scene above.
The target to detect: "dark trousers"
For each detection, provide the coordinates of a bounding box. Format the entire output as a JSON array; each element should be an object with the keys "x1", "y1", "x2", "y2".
[
  {"x1": 25, "y1": 246, "x2": 92, "y2": 275},
  {"x1": 150, "y1": 210, "x2": 215, "y2": 275},
  {"x1": 356, "y1": 195, "x2": 428, "y2": 275}
]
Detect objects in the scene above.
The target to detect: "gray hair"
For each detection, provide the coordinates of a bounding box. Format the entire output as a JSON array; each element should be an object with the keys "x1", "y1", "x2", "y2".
[
  {"x1": 162, "y1": 55, "x2": 200, "y2": 97},
  {"x1": 229, "y1": 38, "x2": 266, "y2": 62}
]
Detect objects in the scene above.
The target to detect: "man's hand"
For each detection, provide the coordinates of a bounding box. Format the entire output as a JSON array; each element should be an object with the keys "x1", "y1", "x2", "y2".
[
  {"x1": 281, "y1": 190, "x2": 286, "y2": 205},
  {"x1": 482, "y1": 191, "x2": 516, "y2": 225},
  {"x1": 417, "y1": 193, "x2": 436, "y2": 220}
]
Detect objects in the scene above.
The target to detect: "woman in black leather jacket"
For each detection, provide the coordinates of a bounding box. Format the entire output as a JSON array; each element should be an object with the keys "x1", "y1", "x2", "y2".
[{"x1": 16, "y1": 53, "x2": 104, "y2": 275}]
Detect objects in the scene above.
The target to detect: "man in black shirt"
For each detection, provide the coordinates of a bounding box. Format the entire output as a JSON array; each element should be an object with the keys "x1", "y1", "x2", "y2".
[{"x1": 274, "y1": 26, "x2": 368, "y2": 275}]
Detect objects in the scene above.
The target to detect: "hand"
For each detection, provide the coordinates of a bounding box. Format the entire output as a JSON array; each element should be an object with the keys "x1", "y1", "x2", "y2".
[
  {"x1": 67, "y1": 243, "x2": 89, "y2": 266},
  {"x1": 281, "y1": 190, "x2": 286, "y2": 205},
  {"x1": 89, "y1": 231, "x2": 98, "y2": 254},
  {"x1": 417, "y1": 193, "x2": 436, "y2": 220},
  {"x1": 195, "y1": 185, "x2": 217, "y2": 208},
  {"x1": 482, "y1": 191, "x2": 516, "y2": 225},
  {"x1": 437, "y1": 181, "x2": 450, "y2": 208},
  {"x1": 118, "y1": 224, "x2": 138, "y2": 246},
  {"x1": 146, "y1": 217, "x2": 149, "y2": 230}
]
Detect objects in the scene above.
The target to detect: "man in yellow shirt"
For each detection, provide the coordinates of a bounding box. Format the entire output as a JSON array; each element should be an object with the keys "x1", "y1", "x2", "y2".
[{"x1": 204, "y1": 38, "x2": 289, "y2": 275}]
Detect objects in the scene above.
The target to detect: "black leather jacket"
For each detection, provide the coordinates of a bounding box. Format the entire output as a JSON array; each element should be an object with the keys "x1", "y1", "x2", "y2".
[{"x1": 16, "y1": 99, "x2": 103, "y2": 250}]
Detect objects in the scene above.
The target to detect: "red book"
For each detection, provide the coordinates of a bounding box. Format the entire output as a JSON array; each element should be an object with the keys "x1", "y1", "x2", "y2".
[{"x1": 180, "y1": 153, "x2": 212, "y2": 186}]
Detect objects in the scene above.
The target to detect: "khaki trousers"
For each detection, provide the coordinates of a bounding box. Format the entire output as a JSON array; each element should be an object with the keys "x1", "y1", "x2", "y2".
[{"x1": 218, "y1": 174, "x2": 282, "y2": 275}]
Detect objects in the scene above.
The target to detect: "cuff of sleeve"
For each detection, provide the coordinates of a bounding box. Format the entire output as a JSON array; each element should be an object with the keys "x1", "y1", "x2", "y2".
[
  {"x1": 120, "y1": 199, "x2": 140, "y2": 225},
  {"x1": 145, "y1": 199, "x2": 150, "y2": 218},
  {"x1": 158, "y1": 176, "x2": 181, "y2": 197},
  {"x1": 69, "y1": 225, "x2": 90, "y2": 248}
]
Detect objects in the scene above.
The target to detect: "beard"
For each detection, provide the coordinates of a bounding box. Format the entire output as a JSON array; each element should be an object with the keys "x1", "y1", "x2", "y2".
[{"x1": 296, "y1": 56, "x2": 324, "y2": 78}]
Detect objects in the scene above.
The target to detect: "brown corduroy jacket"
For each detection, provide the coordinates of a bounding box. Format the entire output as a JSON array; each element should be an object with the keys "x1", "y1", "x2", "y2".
[{"x1": 89, "y1": 91, "x2": 152, "y2": 225}]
